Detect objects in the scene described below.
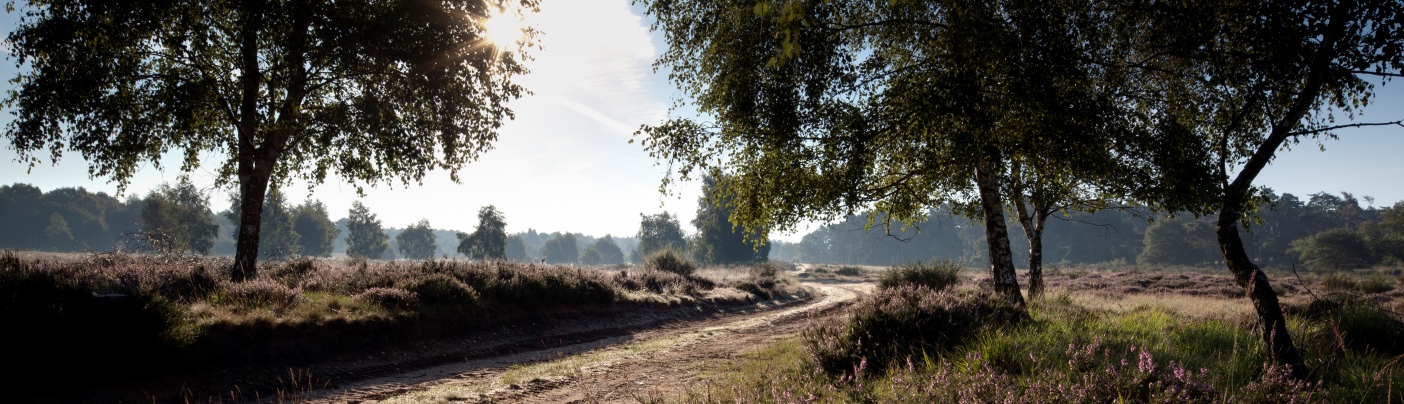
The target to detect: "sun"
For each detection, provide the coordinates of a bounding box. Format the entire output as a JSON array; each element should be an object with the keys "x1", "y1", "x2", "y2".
[{"x1": 481, "y1": 7, "x2": 524, "y2": 49}]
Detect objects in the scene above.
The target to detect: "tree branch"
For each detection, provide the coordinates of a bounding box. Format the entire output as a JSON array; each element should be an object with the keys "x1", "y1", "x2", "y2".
[{"x1": 1287, "y1": 120, "x2": 1404, "y2": 137}]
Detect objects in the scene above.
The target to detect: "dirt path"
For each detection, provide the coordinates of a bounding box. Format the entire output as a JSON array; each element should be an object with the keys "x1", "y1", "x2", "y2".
[{"x1": 312, "y1": 280, "x2": 871, "y2": 403}]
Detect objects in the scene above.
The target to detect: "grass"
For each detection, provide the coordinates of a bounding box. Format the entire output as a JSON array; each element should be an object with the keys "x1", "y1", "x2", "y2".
[
  {"x1": 673, "y1": 267, "x2": 1404, "y2": 403},
  {"x1": 0, "y1": 251, "x2": 799, "y2": 391}
]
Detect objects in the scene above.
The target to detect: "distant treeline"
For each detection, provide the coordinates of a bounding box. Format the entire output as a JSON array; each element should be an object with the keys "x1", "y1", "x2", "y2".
[
  {"x1": 0, "y1": 183, "x2": 641, "y2": 262},
  {"x1": 773, "y1": 190, "x2": 1403, "y2": 271},
  {"x1": 7, "y1": 182, "x2": 1398, "y2": 271},
  {"x1": 0, "y1": 183, "x2": 144, "y2": 251}
]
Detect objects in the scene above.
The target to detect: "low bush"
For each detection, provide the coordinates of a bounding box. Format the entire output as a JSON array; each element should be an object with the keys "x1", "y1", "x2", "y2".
[
  {"x1": 0, "y1": 254, "x2": 186, "y2": 384},
  {"x1": 645, "y1": 247, "x2": 696, "y2": 277},
  {"x1": 401, "y1": 273, "x2": 480, "y2": 306},
  {"x1": 835, "y1": 266, "x2": 864, "y2": 276},
  {"x1": 878, "y1": 260, "x2": 963, "y2": 291},
  {"x1": 803, "y1": 285, "x2": 1025, "y2": 377},
  {"x1": 222, "y1": 278, "x2": 303, "y2": 311},
  {"x1": 354, "y1": 287, "x2": 419, "y2": 310},
  {"x1": 1302, "y1": 297, "x2": 1404, "y2": 357}
]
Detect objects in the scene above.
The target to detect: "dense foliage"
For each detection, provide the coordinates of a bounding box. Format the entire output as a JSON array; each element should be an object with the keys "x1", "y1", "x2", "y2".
[
  {"x1": 457, "y1": 205, "x2": 508, "y2": 260},
  {"x1": 395, "y1": 219, "x2": 438, "y2": 260},
  {"x1": 345, "y1": 201, "x2": 390, "y2": 260},
  {"x1": 140, "y1": 179, "x2": 219, "y2": 255},
  {"x1": 292, "y1": 199, "x2": 340, "y2": 257},
  {"x1": 692, "y1": 174, "x2": 769, "y2": 265}
]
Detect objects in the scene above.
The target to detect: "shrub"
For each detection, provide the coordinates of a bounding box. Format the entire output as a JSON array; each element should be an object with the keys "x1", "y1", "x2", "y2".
[
  {"x1": 802, "y1": 285, "x2": 1025, "y2": 377},
  {"x1": 878, "y1": 260, "x2": 963, "y2": 291},
  {"x1": 645, "y1": 247, "x2": 696, "y2": 277},
  {"x1": 222, "y1": 278, "x2": 303, "y2": 311},
  {"x1": 1320, "y1": 272, "x2": 1358, "y2": 292},
  {"x1": 401, "y1": 273, "x2": 480, "y2": 306},
  {"x1": 835, "y1": 266, "x2": 864, "y2": 276},
  {"x1": 0, "y1": 256, "x2": 185, "y2": 381},
  {"x1": 354, "y1": 287, "x2": 420, "y2": 310},
  {"x1": 1331, "y1": 300, "x2": 1404, "y2": 356}
]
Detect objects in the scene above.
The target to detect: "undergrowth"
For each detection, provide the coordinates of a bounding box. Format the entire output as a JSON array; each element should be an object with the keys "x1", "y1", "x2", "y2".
[
  {"x1": 0, "y1": 252, "x2": 796, "y2": 389},
  {"x1": 681, "y1": 285, "x2": 1404, "y2": 403}
]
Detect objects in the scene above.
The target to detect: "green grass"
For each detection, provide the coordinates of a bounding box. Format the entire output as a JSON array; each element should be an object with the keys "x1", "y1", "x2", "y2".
[{"x1": 676, "y1": 288, "x2": 1404, "y2": 403}]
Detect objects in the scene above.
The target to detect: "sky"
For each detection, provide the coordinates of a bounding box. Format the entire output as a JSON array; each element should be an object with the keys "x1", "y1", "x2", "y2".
[{"x1": 1, "y1": 0, "x2": 1403, "y2": 242}]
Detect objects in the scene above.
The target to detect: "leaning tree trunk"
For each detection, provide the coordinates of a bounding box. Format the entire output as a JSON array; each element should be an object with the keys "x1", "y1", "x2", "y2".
[{"x1": 974, "y1": 148, "x2": 1026, "y2": 308}]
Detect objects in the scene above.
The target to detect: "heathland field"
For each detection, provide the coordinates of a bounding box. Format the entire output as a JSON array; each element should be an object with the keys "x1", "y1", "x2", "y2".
[{"x1": 6, "y1": 252, "x2": 1404, "y2": 402}]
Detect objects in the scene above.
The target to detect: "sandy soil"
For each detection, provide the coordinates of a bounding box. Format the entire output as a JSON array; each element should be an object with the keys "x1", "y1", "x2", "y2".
[{"x1": 309, "y1": 279, "x2": 873, "y2": 403}]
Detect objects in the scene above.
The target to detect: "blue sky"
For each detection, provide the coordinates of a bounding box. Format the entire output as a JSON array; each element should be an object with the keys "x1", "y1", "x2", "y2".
[{"x1": 1, "y1": 0, "x2": 1402, "y2": 241}]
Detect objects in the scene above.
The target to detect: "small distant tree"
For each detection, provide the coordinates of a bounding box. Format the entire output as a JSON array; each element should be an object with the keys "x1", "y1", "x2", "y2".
[
  {"x1": 43, "y1": 212, "x2": 75, "y2": 249},
  {"x1": 141, "y1": 179, "x2": 218, "y2": 254},
  {"x1": 540, "y1": 233, "x2": 578, "y2": 264},
  {"x1": 1138, "y1": 217, "x2": 1218, "y2": 266},
  {"x1": 346, "y1": 201, "x2": 390, "y2": 260},
  {"x1": 692, "y1": 174, "x2": 769, "y2": 265},
  {"x1": 225, "y1": 186, "x2": 299, "y2": 259},
  {"x1": 396, "y1": 219, "x2": 438, "y2": 260},
  {"x1": 1290, "y1": 228, "x2": 1375, "y2": 271},
  {"x1": 580, "y1": 235, "x2": 625, "y2": 266},
  {"x1": 635, "y1": 212, "x2": 687, "y2": 260},
  {"x1": 293, "y1": 199, "x2": 339, "y2": 257},
  {"x1": 457, "y1": 205, "x2": 508, "y2": 260},
  {"x1": 505, "y1": 235, "x2": 529, "y2": 261}
]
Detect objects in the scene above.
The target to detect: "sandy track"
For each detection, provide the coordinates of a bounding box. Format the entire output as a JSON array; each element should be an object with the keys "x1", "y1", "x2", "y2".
[{"x1": 314, "y1": 280, "x2": 871, "y2": 403}]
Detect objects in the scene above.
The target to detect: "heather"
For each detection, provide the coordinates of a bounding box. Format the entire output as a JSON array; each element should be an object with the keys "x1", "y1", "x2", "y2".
[
  {"x1": 679, "y1": 268, "x2": 1404, "y2": 403},
  {"x1": 0, "y1": 252, "x2": 796, "y2": 386}
]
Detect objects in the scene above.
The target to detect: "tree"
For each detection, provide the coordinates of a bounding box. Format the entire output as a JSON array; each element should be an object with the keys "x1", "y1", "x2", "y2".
[
  {"x1": 5, "y1": 0, "x2": 537, "y2": 280},
  {"x1": 456, "y1": 205, "x2": 508, "y2": 260},
  {"x1": 692, "y1": 173, "x2": 770, "y2": 265},
  {"x1": 141, "y1": 179, "x2": 219, "y2": 254},
  {"x1": 1289, "y1": 228, "x2": 1375, "y2": 271},
  {"x1": 540, "y1": 233, "x2": 578, "y2": 264},
  {"x1": 1126, "y1": 0, "x2": 1404, "y2": 376},
  {"x1": 636, "y1": 0, "x2": 1141, "y2": 307},
  {"x1": 505, "y1": 235, "x2": 530, "y2": 261},
  {"x1": 346, "y1": 201, "x2": 389, "y2": 260},
  {"x1": 224, "y1": 186, "x2": 299, "y2": 259},
  {"x1": 634, "y1": 212, "x2": 687, "y2": 262},
  {"x1": 42, "y1": 212, "x2": 75, "y2": 249},
  {"x1": 1138, "y1": 217, "x2": 1218, "y2": 266},
  {"x1": 292, "y1": 199, "x2": 339, "y2": 257},
  {"x1": 396, "y1": 219, "x2": 438, "y2": 260},
  {"x1": 580, "y1": 235, "x2": 625, "y2": 266}
]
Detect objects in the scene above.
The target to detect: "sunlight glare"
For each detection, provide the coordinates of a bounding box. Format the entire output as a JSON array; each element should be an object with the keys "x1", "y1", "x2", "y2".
[{"x1": 482, "y1": 7, "x2": 524, "y2": 49}]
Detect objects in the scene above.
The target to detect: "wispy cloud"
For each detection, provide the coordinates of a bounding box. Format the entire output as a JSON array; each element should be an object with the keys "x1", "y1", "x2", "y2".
[{"x1": 554, "y1": 96, "x2": 637, "y2": 135}]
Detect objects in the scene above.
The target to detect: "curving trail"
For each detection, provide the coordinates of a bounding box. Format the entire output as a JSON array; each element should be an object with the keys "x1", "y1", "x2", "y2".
[{"x1": 312, "y1": 280, "x2": 872, "y2": 403}]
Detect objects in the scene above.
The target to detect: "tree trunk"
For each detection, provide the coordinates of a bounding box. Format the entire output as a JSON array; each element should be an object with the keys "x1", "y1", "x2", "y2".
[
  {"x1": 231, "y1": 0, "x2": 265, "y2": 281},
  {"x1": 974, "y1": 148, "x2": 1025, "y2": 308},
  {"x1": 1216, "y1": 210, "x2": 1306, "y2": 377},
  {"x1": 1027, "y1": 211, "x2": 1048, "y2": 299},
  {"x1": 232, "y1": 172, "x2": 271, "y2": 281},
  {"x1": 1009, "y1": 178, "x2": 1048, "y2": 300}
]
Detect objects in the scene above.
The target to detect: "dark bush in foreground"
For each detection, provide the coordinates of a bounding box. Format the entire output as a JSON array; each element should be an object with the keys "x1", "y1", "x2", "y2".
[
  {"x1": 645, "y1": 247, "x2": 696, "y2": 277},
  {"x1": 0, "y1": 255, "x2": 185, "y2": 382},
  {"x1": 878, "y1": 260, "x2": 963, "y2": 291},
  {"x1": 803, "y1": 285, "x2": 1025, "y2": 376},
  {"x1": 1301, "y1": 297, "x2": 1404, "y2": 357}
]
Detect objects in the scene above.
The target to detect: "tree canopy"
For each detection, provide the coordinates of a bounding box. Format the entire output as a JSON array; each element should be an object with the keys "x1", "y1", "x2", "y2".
[
  {"x1": 633, "y1": 212, "x2": 687, "y2": 263},
  {"x1": 346, "y1": 201, "x2": 389, "y2": 260},
  {"x1": 4, "y1": 0, "x2": 537, "y2": 278},
  {"x1": 457, "y1": 205, "x2": 508, "y2": 260},
  {"x1": 396, "y1": 219, "x2": 438, "y2": 260},
  {"x1": 141, "y1": 179, "x2": 218, "y2": 255},
  {"x1": 692, "y1": 173, "x2": 769, "y2": 265},
  {"x1": 292, "y1": 199, "x2": 339, "y2": 257}
]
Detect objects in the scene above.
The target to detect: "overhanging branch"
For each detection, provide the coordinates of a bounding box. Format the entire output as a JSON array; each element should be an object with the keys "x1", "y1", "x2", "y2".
[{"x1": 1288, "y1": 119, "x2": 1404, "y2": 137}]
